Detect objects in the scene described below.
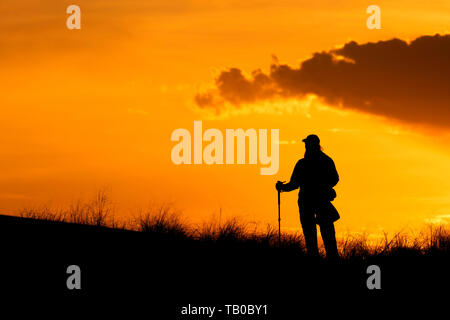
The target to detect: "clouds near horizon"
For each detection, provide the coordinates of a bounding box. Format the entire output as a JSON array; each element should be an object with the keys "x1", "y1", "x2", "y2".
[{"x1": 195, "y1": 34, "x2": 450, "y2": 128}]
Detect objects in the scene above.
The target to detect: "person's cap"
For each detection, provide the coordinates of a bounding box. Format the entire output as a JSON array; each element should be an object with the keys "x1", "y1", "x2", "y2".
[{"x1": 302, "y1": 134, "x2": 320, "y2": 145}]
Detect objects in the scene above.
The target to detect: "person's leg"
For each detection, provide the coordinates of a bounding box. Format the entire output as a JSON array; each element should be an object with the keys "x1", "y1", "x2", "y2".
[
  {"x1": 319, "y1": 222, "x2": 339, "y2": 259},
  {"x1": 298, "y1": 199, "x2": 319, "y2": 257}
]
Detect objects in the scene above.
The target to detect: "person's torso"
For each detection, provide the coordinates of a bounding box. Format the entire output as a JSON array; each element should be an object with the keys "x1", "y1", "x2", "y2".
[{"x1": 297, "y1": 153, "x2": 333, "y2": 198}]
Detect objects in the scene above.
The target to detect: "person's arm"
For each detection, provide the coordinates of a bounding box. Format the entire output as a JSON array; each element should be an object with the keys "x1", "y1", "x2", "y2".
[
  {"x1": 328, "y1": 159, "x2": 339, "y2": 188},
  {"x1": 277, "y1": 160, "x2": 301, "y2": 192}
]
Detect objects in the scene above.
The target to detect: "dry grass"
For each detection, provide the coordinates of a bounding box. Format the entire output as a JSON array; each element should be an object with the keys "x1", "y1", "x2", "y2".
[
  {"x1": 17, "y1": 193, "x2": 450, "y2": 259},
  {"x1": 339, "y1": 226, "x2": 450, "y2": 259},
  {"x1": 19, "y1": 190, "x2": 118, "y2": 228},
  {"x1": 133, "y1": 205, "x2": 188, "y2": 239}
]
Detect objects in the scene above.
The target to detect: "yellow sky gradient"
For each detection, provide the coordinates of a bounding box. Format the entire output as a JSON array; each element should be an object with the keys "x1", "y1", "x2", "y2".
[{"x1": 1, "y1": 0, "x2": 450, "y2": 236}]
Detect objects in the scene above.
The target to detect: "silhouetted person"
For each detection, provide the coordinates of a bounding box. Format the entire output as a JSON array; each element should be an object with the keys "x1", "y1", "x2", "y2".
[{"x1": 276, "y1": 134, "x2": 340, "y2": 259}]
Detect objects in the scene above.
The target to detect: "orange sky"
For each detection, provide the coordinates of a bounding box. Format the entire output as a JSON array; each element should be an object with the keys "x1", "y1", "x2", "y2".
[{"x1": 1, "y1": 0, "x2": 450, "y2": 236}]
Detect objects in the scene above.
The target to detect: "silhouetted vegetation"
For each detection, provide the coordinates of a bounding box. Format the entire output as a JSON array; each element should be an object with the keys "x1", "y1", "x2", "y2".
[
  {"x1": 17, "y1": 194, "x2": 449, "y2": 259},
  {"x1": 1, "y1": 193, "x2": 447, "y2": 308},
  {"x1": 19, "y1": 190, "x2": 119, "y2": 227}
]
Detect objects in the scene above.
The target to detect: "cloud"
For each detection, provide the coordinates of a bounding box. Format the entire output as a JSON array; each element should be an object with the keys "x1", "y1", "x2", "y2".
[
  {"x1": 425, "y1": 214, "x2": 450, "y2": 225},
  {"x1": 195, "y1": 34, "x2": 450, "y2": 128}
]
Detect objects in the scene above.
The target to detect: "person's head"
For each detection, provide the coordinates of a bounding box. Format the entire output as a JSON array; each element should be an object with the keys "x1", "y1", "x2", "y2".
[{"x1": 302, "y1": 134, "x2": 321, "y2": 155}]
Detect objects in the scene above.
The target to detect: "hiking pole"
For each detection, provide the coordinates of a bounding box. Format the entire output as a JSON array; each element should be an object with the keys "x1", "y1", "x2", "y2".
[
  {"x1": 276, "y1": 180, "x2": 285, "y2": 247},
  {"x1": 277, "y1": 189, "x2": 281, "y2": 247}
]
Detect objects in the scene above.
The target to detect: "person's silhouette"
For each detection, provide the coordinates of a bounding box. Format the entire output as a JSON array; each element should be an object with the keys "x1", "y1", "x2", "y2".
[{"x1": 276, "y1": 134, "x2": 340, "y2": 259}]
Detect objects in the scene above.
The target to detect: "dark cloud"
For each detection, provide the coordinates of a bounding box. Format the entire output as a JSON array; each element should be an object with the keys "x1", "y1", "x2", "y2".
[{"x1": 195, "y1": 34, "x2": 450, "y2": 128}]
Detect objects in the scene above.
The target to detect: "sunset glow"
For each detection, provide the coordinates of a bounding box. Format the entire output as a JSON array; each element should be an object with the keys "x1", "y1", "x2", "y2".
[{"x1": 2, "y1": 0, "x2": 450, "y2": 237}]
